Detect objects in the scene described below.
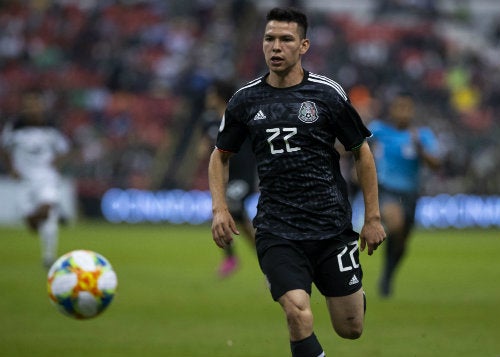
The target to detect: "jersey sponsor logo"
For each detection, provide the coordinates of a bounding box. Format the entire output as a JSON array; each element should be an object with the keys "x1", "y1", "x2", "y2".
[
  {"x1": 298, "y1": 101, "x2": 319, "y2": 123},
  {"x1": 253, "y1": 110, "x2": 267, "y2": 120}
]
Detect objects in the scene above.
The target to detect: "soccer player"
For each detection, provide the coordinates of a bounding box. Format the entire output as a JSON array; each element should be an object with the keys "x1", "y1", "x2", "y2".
[
  {"x1": 1, "y1": 91, "x2": 70, "y2": 269},
  {"x1": 208, "y1": 7, "x2": 386, "y2": 357},
  {"x1": 368, "y1": 91, "x2": 441, "y2": 297},
  {"x1": 200, "y1": 80, "x2": 257, "y2": 278}
]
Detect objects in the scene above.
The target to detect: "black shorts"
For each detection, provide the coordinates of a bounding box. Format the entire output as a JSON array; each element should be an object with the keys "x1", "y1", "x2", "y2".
[
  {"x1": 256, "y1": 232, "x2": 363, "y2": 301},
  {"x1": 379, "y1": 186, "x2": 417, "y2": 227},
  {"x1": 226, "y1": 179, "x2": 252, "y2": 221}
]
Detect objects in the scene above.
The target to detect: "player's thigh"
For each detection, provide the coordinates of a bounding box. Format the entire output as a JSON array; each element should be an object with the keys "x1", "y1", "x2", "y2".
[
  {"x1": 35, "y1": 178, "x2": 59, "y2": 206},
  {"x1": 17, "y1": 181, "x2": 33, "y2": 216},
  {"x1": 381, "y1": 201, "x2": 405, "y2": 233},
  {"x1": 21, "y1": 178, "x2": 58, "y2": 213},
  {"x1": 256, "y1": 237, "x2": 313, "y2": 301},
  {"x1": 325, "y1": 289, "x2": 365, "y2": 337}
]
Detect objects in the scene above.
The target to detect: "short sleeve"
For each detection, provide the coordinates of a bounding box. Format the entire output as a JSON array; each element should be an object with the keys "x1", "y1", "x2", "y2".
[
  {"x1": 419, "y1": 127, "x2": 439, "y2": 157},
  {"x1": 215, "y1": 101, "x2": 248, "y2": 153},
  {"x1": 334, "y1": 100, "x2": 372, "y2": 151}
]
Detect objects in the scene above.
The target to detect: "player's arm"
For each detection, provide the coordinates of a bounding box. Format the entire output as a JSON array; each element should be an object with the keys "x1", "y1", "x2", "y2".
[
  {"x1": 352, "y1": 141, "x2": 386, "y2": 255},
  {"x1": 50, "y1": 131, "x2": 71, "y2": 170},
  {"x1": 208, "y1": 148, "x2": 239, "y2": 248},
  {"x1": 412, "y1": 129, "x2": 441, "y2": 171},
  {"x1": 0, "y1": 125, "x2": 19, "y2": 179},
  {"x1": 0, "y1": 146, "x2": 19, "y2": 179},
  {"x1": 418, "y1": 147, "x2": 440, "y2": 170}
]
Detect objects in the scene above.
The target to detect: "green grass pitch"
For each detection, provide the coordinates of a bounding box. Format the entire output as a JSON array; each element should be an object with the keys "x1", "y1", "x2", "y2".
[{"x1": 0, "y1": 221, "x2": 498, "y2": 357}]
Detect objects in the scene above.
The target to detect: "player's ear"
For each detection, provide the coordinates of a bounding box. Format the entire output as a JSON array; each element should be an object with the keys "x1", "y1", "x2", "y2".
[{"x1": 300, "y1": 38, "x2": 310, "y2": 54}]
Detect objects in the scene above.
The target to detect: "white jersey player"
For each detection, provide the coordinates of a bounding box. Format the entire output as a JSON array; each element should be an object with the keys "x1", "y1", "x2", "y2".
[{"x1": 1, "y1": 92, "x2": 70, "y2": 268}]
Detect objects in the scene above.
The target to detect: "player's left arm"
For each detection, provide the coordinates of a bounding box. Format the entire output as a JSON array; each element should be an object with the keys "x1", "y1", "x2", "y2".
[
  {"x1": 0, "y1": 124, "x2": 19, "y2": 178},
  {"x1": 51, "y1": 130, "x2": 71, "y2": 171},
  {"x1": 413, "y1": 128, "x2": 441, "y2": 170},
  {"x1": 0, "y1": 147, "x2": 19, "y2": 179},
  {"x1": 352, "y1": 141, "x2": 386, "y2": 255},
  {"x1": 208, "y1": 148, "x2": 240, "y2": 248}
]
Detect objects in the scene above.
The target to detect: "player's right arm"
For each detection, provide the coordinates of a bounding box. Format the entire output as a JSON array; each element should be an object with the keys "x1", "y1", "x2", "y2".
[
  {"x1": 208, "y1": 148, "x2": 240, "y2": 248},
  {"x1": 353, "y1": 141, "x2": 386, "y2": 255},
  {"x1": 0, "y1": 125, "x2": 20, "y2": 179},
  {"x1": 4, "y1": 154, "x2": 20, "y2": 179}
]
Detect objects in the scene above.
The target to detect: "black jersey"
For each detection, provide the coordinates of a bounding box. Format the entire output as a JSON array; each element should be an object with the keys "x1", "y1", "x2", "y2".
[
  {"x1": 202, "y1": 110, "x2": 257, "y2": 187},
  {"x1": 216, "y1": 71, "x2": 371, "y2": 241}
]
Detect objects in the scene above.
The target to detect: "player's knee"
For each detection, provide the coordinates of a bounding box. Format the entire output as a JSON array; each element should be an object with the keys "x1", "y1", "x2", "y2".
[
  {"x1": 37, "y1": 204, "x2": 52, "y2": 220},
  {"x1": 286, "y1": 303, "x2": 313, "y2": 325},
  {"x1": 26, "y1": 216, "x2": 39, "y2": 232},
  {"x1": 335, "y1": 320, "x2": 363, "y2": 340},
  {"x1": 281, "y1": 298, "x2": 313, "y2": 332},
  {"x1": 382, "y1": 203, "x2": 405, "y2": 233}
]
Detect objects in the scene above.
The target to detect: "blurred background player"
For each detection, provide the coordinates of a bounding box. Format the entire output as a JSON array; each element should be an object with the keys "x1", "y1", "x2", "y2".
[
  {"x1": 368, "y1": 91, "x2": 441, "y2": 297},
  {"x1": 198, "y1": 80, "x2": 257, "y2": 278},
  {"x1": 1, "y1": 90, "x2": 70, "y2": 269}
]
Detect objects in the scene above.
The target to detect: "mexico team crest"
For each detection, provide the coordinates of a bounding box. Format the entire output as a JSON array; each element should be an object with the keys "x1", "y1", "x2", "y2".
[{"x1": 298, "y1": 101, "x2": 319, "y2": 123}]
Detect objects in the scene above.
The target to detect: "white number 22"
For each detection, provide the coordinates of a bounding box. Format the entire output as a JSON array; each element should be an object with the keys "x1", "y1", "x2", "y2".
[
  {"x1": 266, "y1": 127, "x2": 301, "y2": 154},
  {"x1": 337, "y1": 241, "x2": 360, "y2": 272}
]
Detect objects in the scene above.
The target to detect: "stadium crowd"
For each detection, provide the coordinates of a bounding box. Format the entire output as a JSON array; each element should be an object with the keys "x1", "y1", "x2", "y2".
[{"x1": 0, "y1": 0, "x2": 499, "y2": 216}]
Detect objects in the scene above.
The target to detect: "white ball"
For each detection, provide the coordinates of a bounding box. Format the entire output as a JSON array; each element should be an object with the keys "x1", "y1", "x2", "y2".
[{"x1": 47, "y1": 250, "x2": 118, "y2": 319}]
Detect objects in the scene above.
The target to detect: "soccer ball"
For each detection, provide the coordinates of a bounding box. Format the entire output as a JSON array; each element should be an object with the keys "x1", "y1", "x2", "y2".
[{"x1": 47, "y1": 250, "x2": 118, "y2": 319}]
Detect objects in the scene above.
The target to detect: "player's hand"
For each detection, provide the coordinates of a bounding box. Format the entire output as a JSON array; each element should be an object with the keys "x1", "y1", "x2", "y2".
[
  {"x1": 411, "y1": 128, "x2": 424, "y2": 155},
  {"x1": 211, "y1": 208, "x2": 240, "y2": 248},
  {"x1": 359, "y1": 219, "x2": 386, "y2": 256}
]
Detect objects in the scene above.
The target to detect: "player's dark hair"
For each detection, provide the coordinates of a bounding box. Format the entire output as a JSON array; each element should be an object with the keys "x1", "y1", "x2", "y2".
[
  {"x1": 266, "y1": 7, "x2": 308, "y2": 38},
  {"x1": 384, "y1": 89, "x2": 414, "y2": 108}
]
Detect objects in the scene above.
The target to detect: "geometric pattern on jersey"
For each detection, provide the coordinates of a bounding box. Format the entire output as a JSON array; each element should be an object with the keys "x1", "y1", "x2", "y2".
[{"x1": 216, "y1": 71, "x2": 371, "y2": 241}]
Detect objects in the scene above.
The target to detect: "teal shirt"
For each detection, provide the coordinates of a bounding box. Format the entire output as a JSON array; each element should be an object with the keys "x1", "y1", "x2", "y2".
[{"x1": 369, "y1": 119, "x2": 439, "y2": 193}]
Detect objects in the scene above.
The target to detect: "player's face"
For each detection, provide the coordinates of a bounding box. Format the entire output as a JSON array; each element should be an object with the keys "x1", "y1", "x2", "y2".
[
  {"x1": 21, "y1": 94, "x2": 46, "y2": 123},
  {"x1": 263, "y1": 20, "x2": 309, "y2": 77},
  {"x1": 390, "y1": 96, "x2": 414, "y2": 128}
]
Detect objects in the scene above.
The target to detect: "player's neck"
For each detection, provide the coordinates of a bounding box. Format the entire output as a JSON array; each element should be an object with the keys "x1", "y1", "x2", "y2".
[
  {"x1": 267, "y1": 67, "x2": 304, "y2": 88},
  {"x1": 394, "y1": 122, "x2": 410, "y2": 130}
]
